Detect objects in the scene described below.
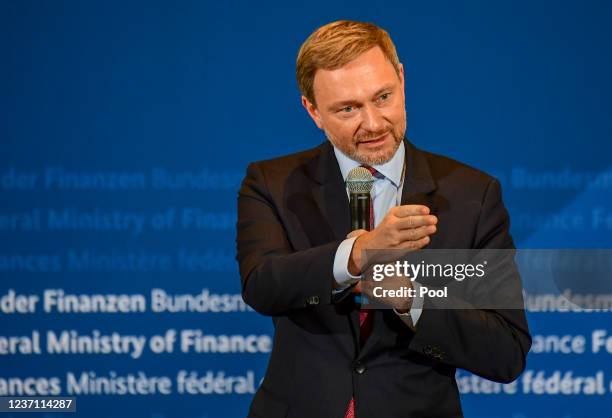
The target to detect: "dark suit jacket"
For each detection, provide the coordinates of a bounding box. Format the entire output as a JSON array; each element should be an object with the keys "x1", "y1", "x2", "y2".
[{"x1": 236, "y1": 139, "x2": 531, "y2": 418}]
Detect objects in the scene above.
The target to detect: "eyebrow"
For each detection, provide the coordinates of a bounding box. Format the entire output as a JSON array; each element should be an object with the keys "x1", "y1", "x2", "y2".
[{"x1": 326, "y1": 84, "x2": 395, "y2": 111}]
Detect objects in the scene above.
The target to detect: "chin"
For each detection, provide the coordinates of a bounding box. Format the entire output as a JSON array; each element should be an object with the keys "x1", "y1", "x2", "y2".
[{"x1": 353, "y1": 143, "x2": 398, "y2": 166}]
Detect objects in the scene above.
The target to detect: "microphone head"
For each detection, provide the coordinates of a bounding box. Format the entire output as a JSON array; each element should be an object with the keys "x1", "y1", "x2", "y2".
[{"x1": 346, "y1": 167, "x2": 374, "y2": 194}]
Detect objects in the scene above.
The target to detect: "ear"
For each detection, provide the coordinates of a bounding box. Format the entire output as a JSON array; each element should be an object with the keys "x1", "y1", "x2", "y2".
[
  {"x1": 398, "y1": 63, "x2": 405, "y2": 99},
  {"x1": 301, "y1": 95, "x2": 324, "y2": 130}
]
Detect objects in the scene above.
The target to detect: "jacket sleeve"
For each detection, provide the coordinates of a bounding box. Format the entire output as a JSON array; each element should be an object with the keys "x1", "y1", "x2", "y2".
[
  {"x1": 236, "y1": 162, "x2": 343, "y2": 316},
  {"x1": 408, "y1": 178, "x2": 532, "y2": 383}
]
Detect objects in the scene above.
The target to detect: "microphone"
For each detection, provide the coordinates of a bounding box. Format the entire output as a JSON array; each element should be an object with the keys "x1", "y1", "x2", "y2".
[{"x1": 346, "y1": 167, "x2": 374, "y2": 231}]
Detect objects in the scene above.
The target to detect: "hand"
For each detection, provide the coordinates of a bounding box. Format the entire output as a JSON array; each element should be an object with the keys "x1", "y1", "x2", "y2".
[
  {"x1": 349, "y1": 228, "x2": 415, "y2": 310},
  {"x1": 348, "y1": 205, "x2": 437, "y2": 276},
  {"x1": 360, "y1": 273, "x2": 414, "y2": 312}
]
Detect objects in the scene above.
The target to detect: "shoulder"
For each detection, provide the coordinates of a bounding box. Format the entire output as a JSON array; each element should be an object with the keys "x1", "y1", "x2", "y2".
[
  {"x1": 413, "y1": 141, "x2": 499, "y2": 193},
  {"x1": 240, "y1": 141, "x2": 333, "y2": 198},
  {"x1": 423, "y1": 149, "x2": 495, "y2": 184},
  {"x1": 408, "y1": 141, "x2": 501, "y2": 202},
  {"x1": 248, "y1": 142, "x2": 328, "y2": 178}
]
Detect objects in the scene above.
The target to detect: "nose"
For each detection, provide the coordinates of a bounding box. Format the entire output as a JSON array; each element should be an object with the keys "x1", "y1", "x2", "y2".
[{"x1": 361, "y1": 103, "x2": 385, "y2": 133}]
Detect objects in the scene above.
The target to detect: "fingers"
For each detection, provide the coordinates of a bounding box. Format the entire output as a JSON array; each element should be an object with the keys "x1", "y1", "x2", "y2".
[
  {"x1": 357, "y1": 206, "x2": 436, "y2": 252},
  {"x1": 387, "y1": 206, "x2": 436, "y2": 229},
  {"x1": 392, "y1": 205, "x2": 430, "y2": 217},
  {"x1": 396, "y1": 225, "x2": 436, "y2": 242},
  {"x1": 397, "y1": 235, "x2": 430, "y2": 250},
  {"x1": 395, "y1": 215, "x2": 437, "y2": 229}
]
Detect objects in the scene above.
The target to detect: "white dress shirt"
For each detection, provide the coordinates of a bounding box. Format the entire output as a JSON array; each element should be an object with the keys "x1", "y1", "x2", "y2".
[{"x1": 331, "y1": 142, "x2": 423, "y2": 328}]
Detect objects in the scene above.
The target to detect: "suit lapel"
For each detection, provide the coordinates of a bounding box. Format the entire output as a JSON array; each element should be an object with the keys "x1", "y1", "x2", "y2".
[
  {"x1": 306, "y1": 142, "x2": 360, "y2": 340},
  {"x1": 400, "y1": 139, "x2": 437, "y2": 207},
  {"x1": 307, "y1": 141, "x2": 351, "y2": 241}
]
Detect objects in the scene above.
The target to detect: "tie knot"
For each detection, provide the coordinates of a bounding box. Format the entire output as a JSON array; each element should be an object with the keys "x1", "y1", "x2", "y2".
[{"x1": 361, "y1": 165, "x2": 379, "y2": 177}]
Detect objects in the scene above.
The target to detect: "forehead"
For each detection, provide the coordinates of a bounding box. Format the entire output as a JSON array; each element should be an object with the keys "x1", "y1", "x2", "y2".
[{"x1": 312, "y1": 46, "x2": 399, "y2": 105}]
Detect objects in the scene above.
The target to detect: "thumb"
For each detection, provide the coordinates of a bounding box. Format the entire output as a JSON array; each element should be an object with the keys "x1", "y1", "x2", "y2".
[{"x1": 347, "y1": 229, "x2": 368, "y2": 239}]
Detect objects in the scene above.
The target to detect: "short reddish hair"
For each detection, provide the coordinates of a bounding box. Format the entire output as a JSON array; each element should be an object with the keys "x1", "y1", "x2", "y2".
[{"x1": 296, "y1": 20, "x2": 401, "y2": 105}]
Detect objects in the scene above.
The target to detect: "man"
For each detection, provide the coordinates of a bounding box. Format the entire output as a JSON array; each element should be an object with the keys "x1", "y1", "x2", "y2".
[{"x1": 236, "y1": 20, "x2": 531, "y2": 418}]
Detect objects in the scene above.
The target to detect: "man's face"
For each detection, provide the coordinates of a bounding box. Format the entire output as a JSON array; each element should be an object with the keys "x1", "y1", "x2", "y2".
[{"x1": 302, "y1": 46, "x2": 406, "y2": 166}]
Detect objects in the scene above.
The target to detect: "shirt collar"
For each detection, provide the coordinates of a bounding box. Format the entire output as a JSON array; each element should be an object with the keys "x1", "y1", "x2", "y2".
[{"x1": 333, "y1": 140, "x2": 405, "y2": 188}]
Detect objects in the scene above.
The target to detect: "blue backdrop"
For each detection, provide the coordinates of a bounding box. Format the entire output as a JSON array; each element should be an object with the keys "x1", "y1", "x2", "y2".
[{"x1": 1, "y1": 1, "x2": 611, "y2": 417}]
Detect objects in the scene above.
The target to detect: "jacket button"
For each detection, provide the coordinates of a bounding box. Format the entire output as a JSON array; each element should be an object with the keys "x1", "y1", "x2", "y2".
[
  {"x1": 306, "y1": 296, "x2": 320, "y2": 305},
  {"x1": 353, "y1": 361, "x2": 366, "y2": 374},
  {"x1": 432, "y1": 347, "x2": 445, "y2": 359}
]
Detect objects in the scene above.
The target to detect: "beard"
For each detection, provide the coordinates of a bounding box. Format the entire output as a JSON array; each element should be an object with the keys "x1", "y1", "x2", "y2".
[{"x1": 326, "y1": 123, "x2": 405, "y2": 166}]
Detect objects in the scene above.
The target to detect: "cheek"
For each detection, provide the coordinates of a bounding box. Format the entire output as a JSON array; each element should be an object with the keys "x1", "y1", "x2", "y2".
[
  {"x1": 329, "y1": 119, "x2": 359, "y2": 138},
  {"x1": 386, "y1": 104, "x2": 405, "y2": 121}
]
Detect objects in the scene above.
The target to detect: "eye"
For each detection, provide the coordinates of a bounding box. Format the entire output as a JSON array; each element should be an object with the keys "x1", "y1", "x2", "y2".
[
  {"x1": 340, "y1": 106, "x2": 354, "y2": 113},
  {"x1": 378, "y1": 93, "x2": 391, "y2": 102}
]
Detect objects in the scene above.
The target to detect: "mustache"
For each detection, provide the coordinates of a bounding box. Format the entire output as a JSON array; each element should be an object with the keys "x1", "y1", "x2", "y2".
[{"x1": 355, "y1": 130, "x2": 392, "y2": 142}]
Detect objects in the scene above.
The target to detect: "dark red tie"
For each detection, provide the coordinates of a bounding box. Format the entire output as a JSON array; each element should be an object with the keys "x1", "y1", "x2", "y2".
[{"x1": 344, "y1": 166, "x2": 377, "y2": 418}]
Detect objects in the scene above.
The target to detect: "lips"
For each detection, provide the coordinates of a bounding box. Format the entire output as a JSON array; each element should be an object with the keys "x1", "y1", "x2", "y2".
[{"x1": 358, "y1": 132, "x2": 389, "y2": 147}]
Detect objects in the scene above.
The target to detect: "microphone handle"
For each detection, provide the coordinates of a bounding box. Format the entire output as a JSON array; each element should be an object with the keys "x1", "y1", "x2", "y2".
[{"x1": 349, "y1": 192, "x2": 371, "y2": 231}]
